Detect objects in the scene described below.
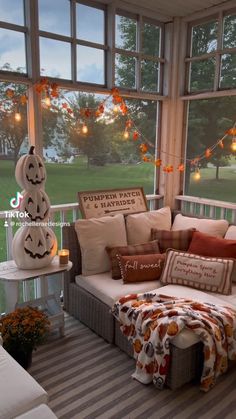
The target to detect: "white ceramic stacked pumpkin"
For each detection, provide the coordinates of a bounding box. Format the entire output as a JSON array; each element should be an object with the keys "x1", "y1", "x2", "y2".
[{"x1": 12, "y1": 146, "x2": 57, "y2": 269}]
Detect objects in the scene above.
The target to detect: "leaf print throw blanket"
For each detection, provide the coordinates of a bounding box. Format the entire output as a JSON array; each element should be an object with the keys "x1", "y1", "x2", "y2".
[{"x1": 112, "y1": 292, "x2": 236, "y2": 391}]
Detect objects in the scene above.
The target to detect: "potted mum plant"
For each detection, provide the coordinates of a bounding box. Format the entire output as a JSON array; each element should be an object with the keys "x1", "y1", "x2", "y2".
[{"x1": 0, "y1": 306, "x2": 50, "y2": 369}]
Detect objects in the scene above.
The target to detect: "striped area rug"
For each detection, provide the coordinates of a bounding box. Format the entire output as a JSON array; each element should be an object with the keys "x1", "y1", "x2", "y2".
[{"x1": 29, "y1": 314, "x2": 236, "y2": 419}]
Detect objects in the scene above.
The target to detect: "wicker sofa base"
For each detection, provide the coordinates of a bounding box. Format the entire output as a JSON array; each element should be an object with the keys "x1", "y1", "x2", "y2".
[
  {"x1": 66, "y1": 284, "x2": 204, "y2": 389},
  {"x1": 115, "y1": 320, "x2": 204, "y2": 390},
  {"x1": 68, "y1": 283, "x2": 115, "y2": 343}
]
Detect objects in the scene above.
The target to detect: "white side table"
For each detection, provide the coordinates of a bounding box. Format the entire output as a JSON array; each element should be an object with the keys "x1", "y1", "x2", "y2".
[{"x1": 0, "y1": 257, "x2": 72, "y2": 337}]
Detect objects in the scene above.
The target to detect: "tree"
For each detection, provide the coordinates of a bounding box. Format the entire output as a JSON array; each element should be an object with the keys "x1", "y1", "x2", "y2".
[
  {"x1": 66, "y1": 93, "x2": 109, "y2": 167},
  {"x1": 0, "y1": 70, "x2": 28, "y2": 165}
]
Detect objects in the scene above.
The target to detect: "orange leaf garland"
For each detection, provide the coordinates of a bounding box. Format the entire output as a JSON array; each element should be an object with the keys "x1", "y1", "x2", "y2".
[
  {"x1": 140, "y1": 143, "x2": 148, "y2": 153},
  {"x1": 205, "y1": 148, "x2": 212, "y2": 158},
  {"x1": 133, "y1": 131, "x2": 139, "y2": 141},
  {"x1": 154, "y1": 159, "x2": 162, "y2": 167},
  {"x1": 177, "y1": 163, "x2": 185, "y2": 172}
]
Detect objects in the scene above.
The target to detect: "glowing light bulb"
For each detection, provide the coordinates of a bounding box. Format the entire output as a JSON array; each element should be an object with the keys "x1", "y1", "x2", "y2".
[
  {"x1": 123, "y1": 130, "x2": 129, "y2": 140},
  {"x1": 113, "y1": 105, "x2": 119, "y2": 113},
  {"x1": 44, "y1": 96, "x2": 51, "y2": 107},
  {"x1": 231, "y1": 139, "x2": 236, "y2": 152},
  {"x1": 82, "y1": 124, "x2": 88, "y2": 134},
  {"x1": 193, "y1": 169, "x2": 201, "y2": 181},
  {"x1": 15, "y1": 112, "x2": 21, "y2": 122}
]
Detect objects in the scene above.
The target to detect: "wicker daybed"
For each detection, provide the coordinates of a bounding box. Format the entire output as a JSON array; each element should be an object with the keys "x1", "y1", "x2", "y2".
[{"x1": 62, "y1": 222, "x2": 204, "y2": 390}]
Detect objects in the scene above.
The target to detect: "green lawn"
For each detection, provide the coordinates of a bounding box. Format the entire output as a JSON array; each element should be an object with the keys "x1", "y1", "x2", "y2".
[{"x1": 188, "y1": 166, "x2": 236, "y2": 203}]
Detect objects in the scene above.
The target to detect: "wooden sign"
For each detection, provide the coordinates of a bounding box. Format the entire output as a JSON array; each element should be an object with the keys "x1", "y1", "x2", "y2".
[{"x1": 78, "y1": 187, "x2": 148, "y2": 219}]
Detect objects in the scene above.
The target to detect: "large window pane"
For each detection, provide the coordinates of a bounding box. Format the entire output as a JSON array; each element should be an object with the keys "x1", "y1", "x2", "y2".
[
  {"x1": 115, "y1": 54, "x2": 136, "y2": 88},
  {"x1": 38, "y1": 0, "x2": 70, "y2": 36},
  {"x1": 77, "y1": 46, "x2": 104, "y2": 84},
  {"x1": 42, "y1": 91, "x2": 157, "y2": 206},
  {"x1": 76, "y1": 3, "x2": 104, "y2": 44},
  {"x1": 220, "y1": 53, "x2": 236, "y2": 89},
  {"x1": 191, "y1": 21, "x2": 218, "y2": 57},
  {"x1": 0, "y1": 29, "x2": 26, "y2": 73},
  {"x1": 116, "y1": 15, "x2": 136, "y2": 51},
  {"x1": 0, "y1": 82, "x2": 28, "y2": 260},
  {"x1": 184, "y1": 97, "x2": 236, "y2": 203},
  {"x1": 142, "y1": 22, "x2": 160, "y2": 57},
  {"x1": 141, "y1": 60, "x2": 159, "y2": 91},
  {"x1": 189, "y1": 58, "x2": 215, "y2": 92},
  {"x1": 40, "y1": 38, "x2": 71, "y2": 79},
  {"x1": 0, "y1": 0, "x2": 24, "y2": 25},
  {"x1": 223, "y1": 14, "x2": 236, "y2": 49}
]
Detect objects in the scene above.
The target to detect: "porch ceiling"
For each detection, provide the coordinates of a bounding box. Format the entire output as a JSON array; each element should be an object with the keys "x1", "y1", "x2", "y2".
[{"x1": 124, "y1": 0, "x2": 232, "y2": 21}]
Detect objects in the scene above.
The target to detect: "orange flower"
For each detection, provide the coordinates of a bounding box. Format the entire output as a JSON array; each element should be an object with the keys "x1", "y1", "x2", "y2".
[
  {"x1": 98, "y1": 104, "x2": 104, "y2": 114},
  {"x1": 126, "y1": 120, "x2": 132, "y2": 129},
  {"x1": 120, "y1": 102, "x2": 128, "y2": 115},
  {"x1": 163, "y1": 165, "x2": 173, "y2": 173}
]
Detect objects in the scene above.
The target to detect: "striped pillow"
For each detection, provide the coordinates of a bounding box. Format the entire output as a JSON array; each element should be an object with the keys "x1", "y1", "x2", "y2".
[
  {"x1": 106, "y1": 240, "x2": 160, "y2": 279},
  {"x1": 161, "y1": 249, "x2": 234, "y2": 295},
  {"x1": 151, "y1": 228, "x2": 196, "y2": 253}
]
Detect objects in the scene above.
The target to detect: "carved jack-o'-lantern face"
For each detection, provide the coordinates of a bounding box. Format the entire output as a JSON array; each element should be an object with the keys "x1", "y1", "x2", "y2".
[
  {"x1": 15, "y1": 146, "x2": 46, "y2": 190},
  {"x1": 20, "y1": 190, "x2": 50, "y2": 222},
  {"x1": 12, "y1": 226, "x2": 57, "y2": 269}
]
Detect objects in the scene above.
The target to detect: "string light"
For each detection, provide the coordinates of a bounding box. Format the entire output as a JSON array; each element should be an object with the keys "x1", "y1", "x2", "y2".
[
  {"x1": 82, "y1": 124, "x2": 88, "y2": 134},
  {"x1": 193, "y1": 168, "x2": 201, "y2": 181},
  {"x1": 231, "y1": 139, "x2": 236, "y2": 152},
  {"x1": 123, "y1": 130, "x2": 129, "y2": 140},
  {"x1": 44, "y1": 96, "x2": 51, "y2": 107},
  {"x1": 14, "y1": 112, "x2": 21, "y2": 122},
  {"x1": 4, "y1": 82, "x2": 236, "y2": 174}
]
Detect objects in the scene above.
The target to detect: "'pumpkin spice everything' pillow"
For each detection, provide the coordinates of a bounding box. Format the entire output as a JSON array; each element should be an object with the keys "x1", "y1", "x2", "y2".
[
  {"x1": 151, "y1": 228, "x2": 196, "y2": 253},
  {"x1": 118, "y1": 253, "x2": 166, "y2": 283},
  {"x1": 106, "y1": 240, "x2": 160, "y2": 279},
  {"x1": 160, "y1": 249, "x2": 234, "y2": 295}
]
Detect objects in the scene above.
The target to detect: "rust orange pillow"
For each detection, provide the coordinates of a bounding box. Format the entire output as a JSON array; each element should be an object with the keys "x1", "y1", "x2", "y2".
[
  {"x1": 106, "y1": 240, "x2": 160, "y2": 279},
  {"x1": 188, "y1": 231, "x2": 236, "y2": 258},
  {"x1": 117, "y1": 253, "x2": 165, "y2": 283}
]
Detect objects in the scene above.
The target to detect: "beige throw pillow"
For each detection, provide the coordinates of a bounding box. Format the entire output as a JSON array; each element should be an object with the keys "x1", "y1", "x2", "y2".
[
  {"x1": 172, "y1": 214, "x2": 229, "y2": 237},
  {"x1": 126, "y1": 206, "x2": 172, "y2": 245},
  {"x1": 75, "y1": 214, "x2": 127, "y2": 276},
  {"x1": 225, "y1": 226, "x2": 236, "y2": 240},
  {"x1": 161, "y1": 249, "x2": 234, "y2": 295}
]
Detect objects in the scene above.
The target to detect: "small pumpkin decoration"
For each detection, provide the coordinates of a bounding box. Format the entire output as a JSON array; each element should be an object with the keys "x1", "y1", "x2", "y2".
[
  {"x1": 20, "y1": 189, "x2": 50, "y2": 222},
  {"x1": 15, "y1": 146, "x2": 46, "y2": 190},
  {"x1": 12, "y1": 226, "x2": 57, "y2": 270}
]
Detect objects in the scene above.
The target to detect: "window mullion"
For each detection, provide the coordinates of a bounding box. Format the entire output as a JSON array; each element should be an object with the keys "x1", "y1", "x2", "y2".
[
  {"x1": 214, "y1": 11, "x2": 223, "y2": 91},
  {"x1": 71, "y1": 0, "x2": 77, "y2": 83},
  {"x1": 25, "y1": 0, "x2": 43, "y2": 156},
  {"x1": 136, "y1": 14, "x2": 142, "y2": 92},
  {"x1": 107, "y1": 3, "x2": 115, "y2": 89}
]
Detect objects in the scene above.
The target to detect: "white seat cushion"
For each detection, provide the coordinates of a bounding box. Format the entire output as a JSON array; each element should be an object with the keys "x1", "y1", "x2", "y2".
[
  {"x1": 157, "y1": 284, "x2": 236, "y2": 349},
  {"x1": 75, "y1": 271, "x2": 163, "y2": 307},
  {"x1": 0, "y1": 347, "x2": 48, "y2": 419},
  {"x1": 15, "y1": 404, "x2": 56, "y2": 419}
]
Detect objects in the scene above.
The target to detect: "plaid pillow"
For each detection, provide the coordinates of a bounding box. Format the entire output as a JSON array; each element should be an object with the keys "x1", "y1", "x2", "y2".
[
  {"x1": 106, "y1": 240, "x2": 160, "y2": 279},
  {"x1": 151, "y1": 228, "x2": 196, "y2": 253}
]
